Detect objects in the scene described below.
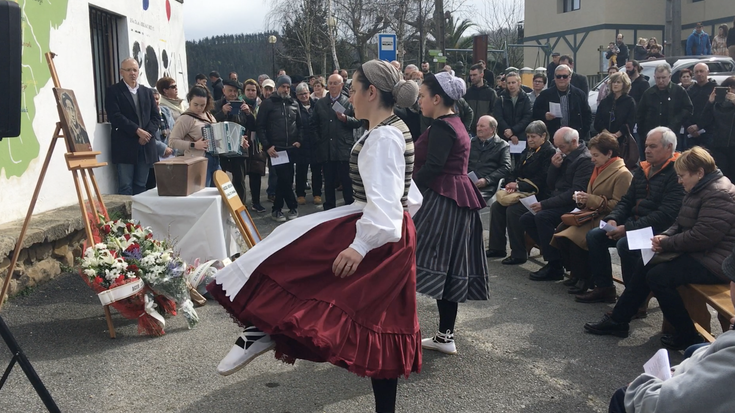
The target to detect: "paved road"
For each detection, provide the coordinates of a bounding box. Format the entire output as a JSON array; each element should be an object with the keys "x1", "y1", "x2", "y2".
[{"x1": 0, "y1": 189, "x2": 715, "y2": 412}]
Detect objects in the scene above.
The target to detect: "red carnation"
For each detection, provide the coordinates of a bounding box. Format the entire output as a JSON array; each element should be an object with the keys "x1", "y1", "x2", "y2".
[
  {"x1": 128, "y1": 264, "x2": 139, "y2": 273},
  {"x1": 124, "y1": 234, "x2": 131, "y2": 241},
  {"x1": 116, "y1": 274, "x2": 125, "y2": 283},
  {"x1": 94, "y1": 276, "x2": 103, "y2": 284},
  {"x1": 126, "y1": 223, "x2": 135, "y2": 231},
  {"x1": 146, "y1": 233, "x2": 153, "y2": 240},
  {"x1": 125, "y1": 242, "x2": 139, "y2": 252},
  {"x1": 102, "y1": 225, "x2": 111, "y2": 234}
]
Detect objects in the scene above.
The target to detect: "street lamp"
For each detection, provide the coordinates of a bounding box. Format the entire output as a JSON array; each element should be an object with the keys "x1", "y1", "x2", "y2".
[{"x1": 268, "y1": 35, "x2": 277, "y2": 78}]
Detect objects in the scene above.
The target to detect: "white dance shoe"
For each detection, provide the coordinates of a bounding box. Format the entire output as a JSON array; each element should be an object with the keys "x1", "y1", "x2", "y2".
[
  {"x1": 421, "y1": 330, "x2": 457, "y2": 355},
  {"x1": 217, "y1": 326, "x2": 276, "y2": 376}
]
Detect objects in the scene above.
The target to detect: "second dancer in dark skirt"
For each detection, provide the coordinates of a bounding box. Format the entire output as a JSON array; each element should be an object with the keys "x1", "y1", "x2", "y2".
[{"x1": 413, "y1": 72, "x2": 489, "y2": 355}]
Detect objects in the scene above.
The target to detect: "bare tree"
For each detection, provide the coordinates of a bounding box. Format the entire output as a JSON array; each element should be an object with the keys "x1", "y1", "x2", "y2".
[
  {"x1": 477, "y1": 0, "x2": 524, "y2": 68},
  {"x1": 267, "y1": 0, "x2": 330, "y2": 75},
  {"x1": 333, "y1": 0, "x2": 390, "y2": 63}
]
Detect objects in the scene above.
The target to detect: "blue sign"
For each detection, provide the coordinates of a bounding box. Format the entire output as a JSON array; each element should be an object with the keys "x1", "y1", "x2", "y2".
[{"x1": 377, "y1": 33, "x2": 397, "y2": 62}]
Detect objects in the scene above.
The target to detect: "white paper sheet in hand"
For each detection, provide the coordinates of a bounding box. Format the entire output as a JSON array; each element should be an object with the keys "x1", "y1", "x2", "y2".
[
  {"x1": 599, "y1": 220, "x2": 616, "y2": 232},
  {"x1": 549, "y1": 102, "x2": 563, "y2": 118},
  {"x1": 468, "y1": 171, "x2": 479, "y2": 184},
  {"x1": 520, "y1": 195, "x2": 538, "y2": 215},
  {"x1": 641, "y1": 248, "x2": 655, "y2": 265},
  {"x1": 270, "y1": 150, "x2": 290, "y2": 166},
  {"x1": 332, "y1": 101, "x2": 346, "y2": 114},
  {"x1": 509, "y1": 141, "x2": 527, "y2": 154},
  {"x1": 643, "y1": 348, "x2": 672, "y2": 381},
  {"x1": 627, "y1": 227, "x2": 654, "y2": 250}
]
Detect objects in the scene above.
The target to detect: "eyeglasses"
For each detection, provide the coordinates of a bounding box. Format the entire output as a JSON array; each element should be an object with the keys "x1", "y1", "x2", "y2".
[
  {"x1": 555, "y1": 74, "x2": 570, "y2": 79},
  {"x1": 166, "y1": 85, "x2": 178, "y2": 89},
  {"x1": 297, "y1": 92, "x2": 309, "y2": 96}
]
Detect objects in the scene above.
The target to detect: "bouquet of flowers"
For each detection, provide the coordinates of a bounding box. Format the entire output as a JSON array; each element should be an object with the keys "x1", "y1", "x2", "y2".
[
  {"x1": 80, "y1": 218, "x2": 200, "y2": 335},
  {"x1": 102, "y1": 220, "x2": 199, "y2": 330},
  {"x1": 79, "y1": 241, "x2": 167, "y2": 336}
]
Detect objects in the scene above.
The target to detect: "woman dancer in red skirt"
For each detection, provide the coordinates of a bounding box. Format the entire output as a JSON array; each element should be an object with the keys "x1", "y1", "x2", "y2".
[{"x1": 207, "y1": 59, "x2": 421, "y2": 412}]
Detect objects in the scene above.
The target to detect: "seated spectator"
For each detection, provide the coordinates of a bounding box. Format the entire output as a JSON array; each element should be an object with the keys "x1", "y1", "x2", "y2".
[
  {"x1": 596, "y1": 66, "x2": 620, "y2": 106},
  {"x1": 468, "y1": 115, "x2": 511, "y2": 201},
  {"x1": 702, "y1": 76, "x2": 735, "y2": 181},
  {"x1": 527, "y1": 73, "x2": 546, "y2": 105},
  {"x1": 552, "y1": 133, "x2": 632, "y2": 294},
  {"x1": 520, "y1": 127, "x2": 593, "y2": 281},
  {"x1": 487, "y1": 120, "x2": 555, "y2": 262},
  {"x1": 493, "y1": 72, "x2": 533, "y2": 165},
  {"x1": 608, "y1": 244, "x2": 735, "y2": 413},
  {"x1": 576, "y1": 127, "x2": 684, "y2": 304},
  {"x1": 594, "y1": 72, "x2": 636, "y2": 141},
  {"x1": 678, "y1": 68, "x2": 693, "y2": 91},
  {"x1": 585, "y1": 147, "x2": 735, "y2": 350}
]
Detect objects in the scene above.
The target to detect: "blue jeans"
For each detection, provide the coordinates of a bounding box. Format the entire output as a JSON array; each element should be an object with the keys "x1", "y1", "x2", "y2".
[
  {"x1": 586, "y1": 228, "x2": 641, "y2": 288},
  {"x1": 117, "y1": 147, "x2": 150, "y2": 195},
  {"x1": 205, "y1": 153, "x2": 221, "y2": 188}
]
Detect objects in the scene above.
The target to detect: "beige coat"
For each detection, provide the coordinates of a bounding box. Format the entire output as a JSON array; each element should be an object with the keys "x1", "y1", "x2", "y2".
[
  {"x1": 553, "y1": 158, "x2": 632, "y2": 250},
  {"x1": 168, "y1": 111, "x2": 215, "y2": 158}
]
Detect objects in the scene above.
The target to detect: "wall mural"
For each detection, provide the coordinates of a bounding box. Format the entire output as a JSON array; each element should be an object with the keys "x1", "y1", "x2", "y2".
[{"x1": 0, "y1": 0, "x2": 69, "y2": 179}]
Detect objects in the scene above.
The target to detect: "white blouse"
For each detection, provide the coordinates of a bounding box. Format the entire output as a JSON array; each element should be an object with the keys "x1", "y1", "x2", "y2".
[{"x1": 215, "y1": 124, "x2": 422, "y2": 300}]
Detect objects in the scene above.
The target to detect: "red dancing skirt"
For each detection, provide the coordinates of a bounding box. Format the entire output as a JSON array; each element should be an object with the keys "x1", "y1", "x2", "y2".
[{"x1": 207, "y1": 211, "x2": 421, "y2": 379}]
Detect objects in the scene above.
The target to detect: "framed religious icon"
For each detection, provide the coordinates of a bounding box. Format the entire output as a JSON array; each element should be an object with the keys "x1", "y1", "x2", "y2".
[
  {"x1": 53, "y1": 88, "x2": 92, "y2": 152},
  {"x1": 213, "y1": 170, "x2": 262, "y2": 248}
]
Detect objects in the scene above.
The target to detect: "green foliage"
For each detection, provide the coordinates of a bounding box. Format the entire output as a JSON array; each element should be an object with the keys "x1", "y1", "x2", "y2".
[{"x1": 186, "y1": 33, "x2": 279, "y2": 85}]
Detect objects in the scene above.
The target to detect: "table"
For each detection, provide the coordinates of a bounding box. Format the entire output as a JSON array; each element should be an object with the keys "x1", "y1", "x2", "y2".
[{"x1": 132, "y1": 188, "x2": 241, "y2": 265}]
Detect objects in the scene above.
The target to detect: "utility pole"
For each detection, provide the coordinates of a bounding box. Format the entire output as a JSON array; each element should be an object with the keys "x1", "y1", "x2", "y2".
[{"x1": 665, "y1": 0, "x2": 682, "y2": 56}]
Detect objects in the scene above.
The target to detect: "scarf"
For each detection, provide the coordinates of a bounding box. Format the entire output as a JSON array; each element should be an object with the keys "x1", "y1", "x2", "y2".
[{"x1": 589, "y1": 156, "x2": 619, "y2": 187}]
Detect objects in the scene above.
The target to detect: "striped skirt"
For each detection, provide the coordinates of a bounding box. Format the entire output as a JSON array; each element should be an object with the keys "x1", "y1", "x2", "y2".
[{"x1": 414, "y1": 190, "x2": 489, "y2": 302}]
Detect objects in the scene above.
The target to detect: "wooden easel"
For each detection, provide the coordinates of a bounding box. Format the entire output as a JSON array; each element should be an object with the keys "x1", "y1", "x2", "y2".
[
  {"x1": 213, "y1": 170, "x2": 262, "y2": 249},
  {"x1": 0, "y1": 52, "x2": 117, "y2": 338}
]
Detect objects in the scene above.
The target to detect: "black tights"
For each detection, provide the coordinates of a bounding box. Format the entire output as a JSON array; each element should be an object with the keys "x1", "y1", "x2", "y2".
[
  {"x1": 371, "y1": 378, "x2": 398, "y2": 413},
  {"x1": 437, "y1": 299, "x2": 458, "y2": 334}
]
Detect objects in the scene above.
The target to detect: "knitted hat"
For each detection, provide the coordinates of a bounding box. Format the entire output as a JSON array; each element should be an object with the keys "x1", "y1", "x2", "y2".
[
  {"x1": 276, "y1": 75, "x2": 292, "y2": 88},
  {"x1": 361, "y1": 59, "x2": 418, "y2": 108},
  {"x1": 434, "y1": 71, "x2": 466, "y2": 101}
]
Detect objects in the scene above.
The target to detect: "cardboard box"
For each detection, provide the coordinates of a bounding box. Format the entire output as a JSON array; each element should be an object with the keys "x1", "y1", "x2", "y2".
[{"x1": 154, "y1": 156, "x2": 208, "y2": 196}]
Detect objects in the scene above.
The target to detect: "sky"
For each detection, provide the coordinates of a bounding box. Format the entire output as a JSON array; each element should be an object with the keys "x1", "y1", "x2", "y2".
[{"x1": 182, "y1": 0, "x2": 506, "y2": 41}]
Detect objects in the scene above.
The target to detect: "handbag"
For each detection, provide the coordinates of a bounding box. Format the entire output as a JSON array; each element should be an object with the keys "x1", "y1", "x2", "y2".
[
  {"x1": 495, "y1": 178, "x2": 538, "y2": 206},
  {"x1": 246, "y1": 132, "x2": 267, "y2": 176},
  {"x1": 560, "y1": 196, "x2": 607, "y2": 227},
  {"x1": 617, "y1": 126, "x2": 639, "y2": 171}
]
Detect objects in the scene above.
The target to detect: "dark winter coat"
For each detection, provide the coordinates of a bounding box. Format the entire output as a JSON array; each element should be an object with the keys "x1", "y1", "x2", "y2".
[
  {"x1": 468, "y1": 135, "x2": 511, "y2": 198},
  {"x1": 296, "y1": 97, "x2": 318, "y2": 162},
  {"x1": 105, "y1": 81, "x2": 159, "y2": 165},
  {"x1": 660, "y1": 171, "x2": 735, "y2": 281},
  {"x1": 505, "y1": 139, "x2": 556, "y2": 200},
  {"x1": 594, "y1": 93, "x2": 636, "y2": 135},
  {"x1": 636, "y1": 82, "x2": 693, "y2": 140},
  {"x1": 532, "y1": 85, "x2": 592, "y2": 140},
  {"x1": 540, "y1": 142, "x2": 593, "y2": 210},
  {"x1": 464, "y1": 80, "x2": 498, "y2": 134},
  {"x1": 702, "y1": 100, "x2": 735, "y2": 148},
  {"x1": 310, "y1": 93, "x2": 362, "y2": 163},
  {"x1": 493, "y1": 91, "x2": 533, "y2": 141},
  {"x1": 628, "y1": 75, "x2": 650, "y2": 104},
  {"x1": 605, "y1": 153, "x2": 684, "y2": 233},
  {"x1": 256, "y1": 94, "x2": 302, "y2": 151},
  {"x1": 683, "y1": 79, "x2": 717, "y2": 132},
  {"x1": 633, "y1": 45, "x2": 648, "y2": 61}
]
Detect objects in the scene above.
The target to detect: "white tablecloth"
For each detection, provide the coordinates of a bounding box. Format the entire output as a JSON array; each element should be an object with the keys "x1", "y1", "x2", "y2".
[{"x1": 132, "y1": 188, "x2": 241, "y2": 265}]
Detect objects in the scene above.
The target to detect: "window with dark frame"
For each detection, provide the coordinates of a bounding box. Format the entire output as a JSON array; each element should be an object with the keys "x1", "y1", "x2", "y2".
[
  {"x1": 89, "y1": 7, "x2": 123, "y2": 123},
  {"x1": 563, "y1": 0, "x2": 581, "y2": 13}
]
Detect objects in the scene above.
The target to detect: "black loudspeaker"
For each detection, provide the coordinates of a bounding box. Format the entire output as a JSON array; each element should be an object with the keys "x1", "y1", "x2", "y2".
[{"x1": 0, "y1": 0, "x2": 22, "y2": 138}]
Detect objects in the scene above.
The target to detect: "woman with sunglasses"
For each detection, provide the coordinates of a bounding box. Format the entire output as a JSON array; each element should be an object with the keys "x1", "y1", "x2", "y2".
[{"x1": 155, "y1": 76, "x2": 187, "y2": 120}]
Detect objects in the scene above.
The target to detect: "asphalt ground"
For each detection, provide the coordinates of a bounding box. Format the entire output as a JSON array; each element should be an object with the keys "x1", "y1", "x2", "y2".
[{"x1": 0, "y1": 181, "x2": 721, "y2": 413}]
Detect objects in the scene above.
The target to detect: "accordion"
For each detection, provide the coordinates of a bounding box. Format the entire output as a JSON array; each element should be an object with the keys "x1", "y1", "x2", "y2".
[{"x1": 202, "y1": 122, "x2": 246, "y2": 156}]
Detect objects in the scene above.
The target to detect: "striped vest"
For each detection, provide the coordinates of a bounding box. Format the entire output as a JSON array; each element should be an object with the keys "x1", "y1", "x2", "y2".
[{"x1": 349, "y1": 115, "x2": 414, "y2": 208}]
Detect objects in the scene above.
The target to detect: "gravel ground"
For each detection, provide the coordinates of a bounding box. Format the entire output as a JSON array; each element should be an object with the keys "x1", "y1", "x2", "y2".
[{"x1": 0, "y1": 190, "x2": 709, "y2": 413}]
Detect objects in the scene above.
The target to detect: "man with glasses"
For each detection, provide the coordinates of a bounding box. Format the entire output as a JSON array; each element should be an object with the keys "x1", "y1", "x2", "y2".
[
  {"x1": 527, "y1": 73, "x2": 546, "y2": 105},
  {"x1": 105, "y1": 58, "x2": 160, "y2": 195},
  {"x1": 532, "y1": 64, "x2": 592, "y2": 140},
  {"x1": 310, "y1": 74, "x2": 362, "y2": 210},
  {"x1": 636, "y1": 64, "x2": 692, "y2": 145}
]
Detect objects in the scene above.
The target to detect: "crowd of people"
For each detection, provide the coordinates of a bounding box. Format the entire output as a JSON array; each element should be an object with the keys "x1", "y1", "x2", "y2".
[{"x1": 103, "y1": 29, "x2": 735, "y2": 408}]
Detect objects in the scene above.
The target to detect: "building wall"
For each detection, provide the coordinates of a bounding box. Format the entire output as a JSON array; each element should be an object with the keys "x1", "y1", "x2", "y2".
[
  {"x1": 523, "y1": 0, "x2": 735, "y2": 76},
  {"x1": 0, "y1": 0, "x2": 187, "y2": 225}
]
